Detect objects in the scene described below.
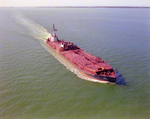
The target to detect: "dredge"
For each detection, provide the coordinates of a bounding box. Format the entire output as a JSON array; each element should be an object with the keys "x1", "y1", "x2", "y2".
[{"x1": 46, "y1": 24, "x2": 116, "y2": 84}]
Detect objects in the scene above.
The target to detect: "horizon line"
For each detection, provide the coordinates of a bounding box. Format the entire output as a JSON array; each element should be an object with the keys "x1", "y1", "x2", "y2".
[{"x1": 1, "y1": 6, "x2": 150, "y2": 8}]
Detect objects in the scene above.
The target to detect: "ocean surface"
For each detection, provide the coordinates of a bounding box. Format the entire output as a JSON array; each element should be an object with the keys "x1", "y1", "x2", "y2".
[{"x1": 0, "y1": 7, "x2": 150, "y2": 119}]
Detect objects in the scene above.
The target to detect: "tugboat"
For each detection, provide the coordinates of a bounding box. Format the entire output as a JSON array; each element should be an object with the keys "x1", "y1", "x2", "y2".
[{"x1": 46, "y1": 24, "x2": 116, "y2": 84}]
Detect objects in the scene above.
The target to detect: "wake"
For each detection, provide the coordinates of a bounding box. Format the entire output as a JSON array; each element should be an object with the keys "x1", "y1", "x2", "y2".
[
  {"x1": 15, "y1": 14, "x2": 51, "y2": 43},
  {"x1": 14, "y1": 14, "x2": 116, "y2": 84}
]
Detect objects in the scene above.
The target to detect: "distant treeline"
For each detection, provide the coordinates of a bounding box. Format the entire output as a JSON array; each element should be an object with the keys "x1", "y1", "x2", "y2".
[{"x1": 37, "y1": 6, "x2": 150, "y2": 9}]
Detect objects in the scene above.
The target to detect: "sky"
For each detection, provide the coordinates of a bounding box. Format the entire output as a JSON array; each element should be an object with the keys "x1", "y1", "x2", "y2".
[{"x1": 0, "y1": 0, "x2": 150, "y2": 7}]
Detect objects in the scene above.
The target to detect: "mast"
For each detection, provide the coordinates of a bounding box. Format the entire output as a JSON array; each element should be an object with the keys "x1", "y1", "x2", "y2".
[
  {"x1": 50, "y1": 23, "x2": 58, "y2": 42},
  {"x1": 52, "y1": 23, "x2": 57, "y2": 37}
]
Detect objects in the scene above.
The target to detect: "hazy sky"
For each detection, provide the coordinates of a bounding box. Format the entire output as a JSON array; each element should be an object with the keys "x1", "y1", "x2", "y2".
[{"x1": 0, "y1": 0, "x2": 150, "y2": 7}]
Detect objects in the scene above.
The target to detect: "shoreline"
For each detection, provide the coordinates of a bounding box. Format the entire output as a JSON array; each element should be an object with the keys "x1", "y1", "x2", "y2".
[
  {"x1": 37, "y1": 6, "x2": 150, "y2": 9},
  {"x1": 1, "y1": 6, "x2": 150, "y2": 9}
]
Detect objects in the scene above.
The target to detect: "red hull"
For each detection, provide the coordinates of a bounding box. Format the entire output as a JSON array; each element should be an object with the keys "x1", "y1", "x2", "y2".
[{"x1": 46, "y1": 24, "x2": 116, "y2": 84}]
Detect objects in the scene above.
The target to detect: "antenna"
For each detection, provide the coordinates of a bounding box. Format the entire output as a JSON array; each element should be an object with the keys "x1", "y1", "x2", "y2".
[
  {"x1": 52, "y1": 23, "x2": 57, "y2": 32},
  {"x1": 52, "y1": 23, "x2": 57, "y2": 37}
]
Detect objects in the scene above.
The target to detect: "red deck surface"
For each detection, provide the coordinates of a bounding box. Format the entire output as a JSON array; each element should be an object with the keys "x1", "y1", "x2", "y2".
[{"x1": 46, "y1": 39, "x2": 116, "y2": 79}]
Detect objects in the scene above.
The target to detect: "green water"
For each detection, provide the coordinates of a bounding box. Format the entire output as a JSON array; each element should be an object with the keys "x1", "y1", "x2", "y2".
[{"x1": 0, "y1": 8, "x2": 150, "y2": 119}]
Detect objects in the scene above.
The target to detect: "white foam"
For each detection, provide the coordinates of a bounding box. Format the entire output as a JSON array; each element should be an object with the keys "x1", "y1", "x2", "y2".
[{"x1": 15, "y1": 14, "x2": 51, "y2": 42}]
